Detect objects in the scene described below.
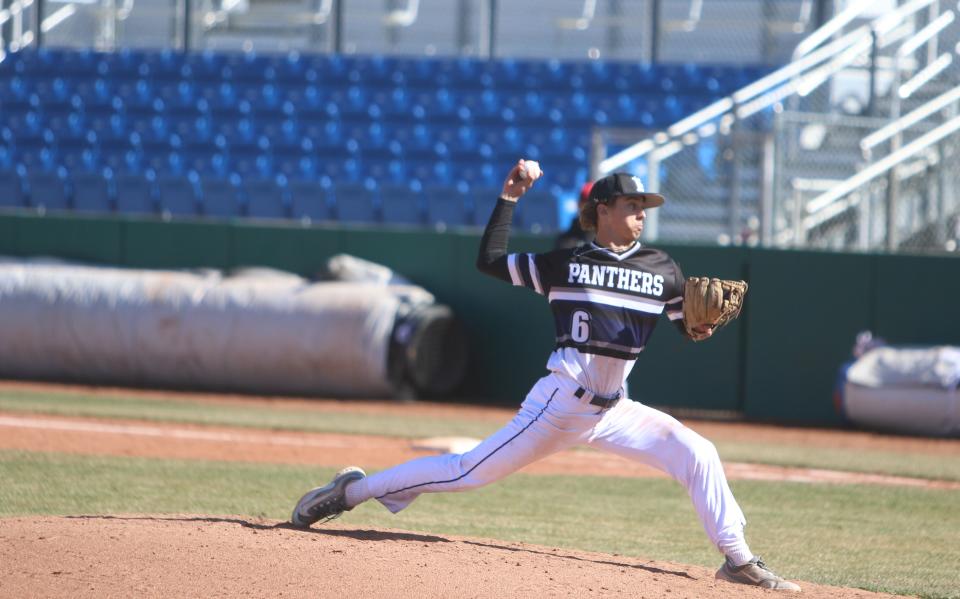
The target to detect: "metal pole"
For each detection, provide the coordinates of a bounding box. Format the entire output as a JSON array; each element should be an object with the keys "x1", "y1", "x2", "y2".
[
  {"x1": 456, "y1": 0, "x2": 470, "y2": 55},
  {"x1": 1, "y1": 0, "x2": 8, "y2": 51},
  {"x1": 759, "y1": 132, "x2": 775, "y2": 246},
  {"x1": 866, "y1": 28, "x2": 879, "y2": 117},
  {"x1": 589, "y1": 128, "x2": 605, "y2": 181},
  {"x1": 331, "y1": 0, "x2": 343, "y2": 53},
  {"x1": 177, "y1": 0, "x2": 191, "y2": 52},
  {"x1": 608, "y1": 0, "x2": 622, "y2": 57},
  {"x1": 646, "y1": 155, "x2": 660, "y2": 240},
  {"x1": 729, "y1": 128, "x2": 743, "y2": 244},
  {"x1": 487, "y1": 0, "x2": 497, "y2": 59},
  {"x1": 926, "y1": 0, "x2": 939, "y2": 67},
  {"x1": 885, "y1": 166, "x2": 900, "y2": 252},
  {"x1": 649, "y1": 0, "x2": 660, "y2": 63},
  {"x1": 32, "y1": 0, "x2": 43, "y2": 47},
  {"x1": 813, "y1": 0, "x2": 831, "y2": 28},
  {"x1": 792, "y1": 186, "x2": 805, "y2": 247}
]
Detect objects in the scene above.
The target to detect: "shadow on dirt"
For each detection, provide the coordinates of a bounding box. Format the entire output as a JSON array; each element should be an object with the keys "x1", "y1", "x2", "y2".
[
  {"x1": 65, "y1": 514, "x2": 281, "y2": 531},
  {"x1": 64, "y1": 514, "x2": 451, "y2": 543},
  {"x1": 460, "y1": 540, "x2": 696, "y2": 579}
]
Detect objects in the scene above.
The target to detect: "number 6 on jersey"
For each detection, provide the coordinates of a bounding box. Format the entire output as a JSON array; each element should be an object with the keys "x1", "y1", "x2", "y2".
[{"x1": 571, "y1": 310, "x2": 591, "y2": 342}]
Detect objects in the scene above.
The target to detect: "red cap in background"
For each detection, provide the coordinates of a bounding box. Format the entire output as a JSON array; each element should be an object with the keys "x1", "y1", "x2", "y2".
[{"x1": 579, "y1": 182, "x2": 594, "y2": 203}]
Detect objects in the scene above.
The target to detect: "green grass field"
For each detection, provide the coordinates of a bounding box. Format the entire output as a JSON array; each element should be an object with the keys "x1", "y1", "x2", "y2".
[
  {"x1": 3, "y1": 386, "x2": 960, "y2": 597},
  {"x1": 2, "y1": 387, "x2": 959, "y2": 481}
]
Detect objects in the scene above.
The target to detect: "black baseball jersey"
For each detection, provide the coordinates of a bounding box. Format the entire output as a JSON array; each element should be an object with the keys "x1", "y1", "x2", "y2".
[{"x1": 477, "y1": 199, "x2": 689, "y2": 397}]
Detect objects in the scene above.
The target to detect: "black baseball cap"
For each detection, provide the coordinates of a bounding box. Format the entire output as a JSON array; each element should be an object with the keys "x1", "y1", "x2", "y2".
[{"x1": 587, "y1": 172, "x2": 665, "y2": 208}]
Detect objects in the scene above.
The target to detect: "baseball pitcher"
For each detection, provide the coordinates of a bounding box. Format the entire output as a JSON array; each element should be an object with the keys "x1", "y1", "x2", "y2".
[{"x1": 291, "y1": 160, "x2": 800, "y2": 592}]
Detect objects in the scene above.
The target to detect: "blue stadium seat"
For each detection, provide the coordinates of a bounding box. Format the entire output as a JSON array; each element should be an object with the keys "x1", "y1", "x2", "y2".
[
  {"x1": 12, "y1": 49, "x2": 60, "y2": 78},
  {"x1": 425, "y1": 185, "x2": 470, "y2": 228},
  {"x1": 182, "y1": 51, "x2": 226, "y2": 82},
  {"x1": 15, "y1": 132, "x2": 58, "y2": 173},
  {"x1": 0, "y1": 167, "x2": 27, "y2": 209},
  {"x1": 365, "y1": 158, "x2": 408, "y2": 185},
  {"x1": 114, "y1": 171, "x2": 158, "y2": 215},
  {"x1": 458, "y1": 89, "x2": 503, "y2": 125},
  {"x1": 406, "y1": 160, "x2": 453, "y2": 185},
  {"x1": 141, "y1": 48, "x2": 185, "y2": 81},
  {"x1": 157, "y1": 173, "x2": 200, "y2": 217},
  {"x1": 333, "y1": 181, "x2": 378, "y2": 223},
  {"x1": 471, "y1": 186, "x2": 503, "y2": 222},
  {"x1": 327, "y1": 85, "x2": 371, "y2": 121},
  {"x1": 271, "y1": 52, "x2": 308, "y2": 85},
  {"x1": 380, "y1": 183, "x2": 424, "y2": 226},
  {"x1": 199, "y1": 175, "x2": 241, "y2": 218},
  {"x1": 513, "y1": 191, "x2": 558, "y2": 233},
  {"x1": 456, "y1": 161, "x2": 498, "y2": 188},
  {"x1": 274, "y1": 141, "x2": 317, "y2": 181},
  {"x1": 369, "y1": 87, "x2": 413, "y2": 122},
  {"x1": 58, "y1": 48, "x2": 100, "y2": 77},
  {"x1": 26, "y1": 167, "x2": 70, "y2": 212},
  {"x1": 242, "y1": 176, "x2": 288, "y2": 219},
  {"x1": 0, "y1": 77, "x2": 33, "y2": 113},
  {"x1": 71, "y1": 170, "x2": 113, "y2": 213},
  {"x1": 288, "y1": 178, "x2": 332, "y2": 222},
  {"x1": 402, "y1": 57, "x2": 437, "y2": 88},
  {"x1": 320, "y1": 157, "x2": 363, "y2": 183},
  {"x1": 58, "y1": 132, "x2": 100, "y2": 172},
  {"x1": 221, "y1": 52, "x2": 273, "y2": 82}
]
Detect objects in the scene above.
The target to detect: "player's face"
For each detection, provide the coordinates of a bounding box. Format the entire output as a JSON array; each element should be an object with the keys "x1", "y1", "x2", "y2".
[{"x1": 598, "y1": 196, "x2": 646, "y2": 243}]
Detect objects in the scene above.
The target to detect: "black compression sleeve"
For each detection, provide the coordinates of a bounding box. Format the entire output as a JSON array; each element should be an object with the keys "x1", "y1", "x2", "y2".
[{"x1": 475, "y1": 198, "x2": 516, "y2": 281}]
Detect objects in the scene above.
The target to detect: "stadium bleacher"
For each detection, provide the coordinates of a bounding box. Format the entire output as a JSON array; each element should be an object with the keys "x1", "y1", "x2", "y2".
[{"x1": 0, "y1": 48, "x2": 767, "y2": 231}]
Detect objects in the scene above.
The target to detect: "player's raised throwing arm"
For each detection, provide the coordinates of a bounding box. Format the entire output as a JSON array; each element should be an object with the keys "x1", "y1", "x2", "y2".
[{"x1": 476, "y1": 159, "x2": 543, "y2": 281}]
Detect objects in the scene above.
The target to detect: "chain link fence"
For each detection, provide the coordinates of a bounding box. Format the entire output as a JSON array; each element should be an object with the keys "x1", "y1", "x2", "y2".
[{"x1": 773, "y1": 109, "x2": 960, "y2": 253}]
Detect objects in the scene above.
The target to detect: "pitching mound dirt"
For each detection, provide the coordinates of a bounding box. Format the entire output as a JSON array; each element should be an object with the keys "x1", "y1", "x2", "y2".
[{"x1": 0, "y1": 516, "x2": 896, "y2": 599}]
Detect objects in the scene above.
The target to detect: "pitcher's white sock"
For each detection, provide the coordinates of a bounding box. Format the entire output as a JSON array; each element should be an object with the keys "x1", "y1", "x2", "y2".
[{"x1": 345, "y1": 477, "x2": 370, "y2": 508}]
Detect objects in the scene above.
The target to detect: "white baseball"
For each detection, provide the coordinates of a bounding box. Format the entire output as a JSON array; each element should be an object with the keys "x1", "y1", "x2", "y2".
[{"x1": 519, "y1": 160, "x2": 542, "y2": 181}]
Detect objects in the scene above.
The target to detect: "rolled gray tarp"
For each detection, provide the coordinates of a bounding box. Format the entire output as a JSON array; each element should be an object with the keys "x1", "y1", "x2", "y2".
[
  {"x1": 842, "y1": 346, "x2": 960, "y2": 436},
  {"x1": 0, "y1": 256, "x2": 465, "y2": 398}
]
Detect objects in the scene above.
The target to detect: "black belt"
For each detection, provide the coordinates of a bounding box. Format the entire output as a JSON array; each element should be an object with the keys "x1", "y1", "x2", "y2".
[{"x1": 575, "y1": 386, "x2": 621, "y2": 409}]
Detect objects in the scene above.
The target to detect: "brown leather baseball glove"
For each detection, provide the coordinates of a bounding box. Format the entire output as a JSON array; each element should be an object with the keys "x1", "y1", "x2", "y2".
[{"x1": 682, "y1": 277, "x2": 748, "y2": 341}]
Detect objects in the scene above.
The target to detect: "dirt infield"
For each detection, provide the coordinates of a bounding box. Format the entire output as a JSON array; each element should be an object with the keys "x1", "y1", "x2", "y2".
[{"x1": 0, "y1": 516, "x2": 899, "y2": 599}]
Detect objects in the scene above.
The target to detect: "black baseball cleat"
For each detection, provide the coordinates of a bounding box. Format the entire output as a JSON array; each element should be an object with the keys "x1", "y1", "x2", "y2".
[
  {"x1": 291, "y1": 466, "x2": 366, "y2": 528},
  {"x1": 715, "y1": 556, "x2": 801, "y2": 592}
]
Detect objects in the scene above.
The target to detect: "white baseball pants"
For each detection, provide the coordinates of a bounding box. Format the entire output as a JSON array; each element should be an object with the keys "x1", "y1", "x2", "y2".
[{"x1": 349, "y1": 371, "x2": 751, "y2": 561}]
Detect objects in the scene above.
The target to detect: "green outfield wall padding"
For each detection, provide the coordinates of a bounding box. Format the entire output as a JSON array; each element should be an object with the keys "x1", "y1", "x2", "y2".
[
  {"x1": 874, "y1": 254, "x2": 960, "y2": 345},
  {"x1": 2, "y1": 212, "x2": 959, "y2": 424},
  {"x1": 122, "y1": 220, "x2": 233, "y2": 270},
  {"x1": 230, "y1": 223, "x2": 342, "y2": 278},
  {"x1": 0, "y1": 214, "x2": 19, "y2": 255},
  {"x1": 0, "y1": 214, "x2": 123, "y2": 264},
  {"x1": 743, "y1": 249, "x2": 875, "y2": 425}
]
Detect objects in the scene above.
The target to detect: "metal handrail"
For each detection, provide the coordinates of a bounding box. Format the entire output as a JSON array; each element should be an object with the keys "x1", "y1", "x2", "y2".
[
  {"x1": 597, "y1": 0, "x2": 939, "y2": 176},
  {"x1": 791, "y1": 0, "x2": 871, "y2": 59},
  {"x1": 598, "y1": 25, "x2": 870, "y2": 173},
  {"x1": 896, "y1": 10, "x2": 954, "y2": 58},
  {"x1": 802, "y1": 112, "x2": 960, "y2": 229},
  {"x1": 898, "y1": 52, "x2": 953, "y2": 98},
  {"x1": 384, "y1": 0, "x2": 420, "y2": 27},
  {"x1": 556, "y1": 0, "x2": 597, "y2": 31},
  {"x1": 861, "y1": 84, "x2": 960, "y2": 154}
]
